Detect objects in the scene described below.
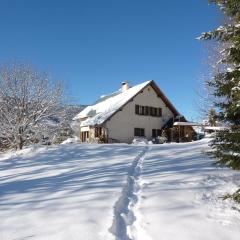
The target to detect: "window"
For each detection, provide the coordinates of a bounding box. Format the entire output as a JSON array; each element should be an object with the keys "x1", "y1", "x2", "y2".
[
  {"x1": 157, "y1": 108, "x2": 162, "y2": 117},
  {"x1": 134, "y1": 128, "x2": 145, "y2": 137},
  {"x1": 152, "y1": 129, "x2": 156, "y2": 138},
  {"x1": 150, "y1": 107, "x2": 157, "y2": 116},
  {"x1": 135, "y1": 105, "x2": 162, "y2": 117},
  {"x1": 139, "y1": 106, "x2": 144, "y2": 115},
  {"x1": 152, "y1": 129, "x2": 162, "y2": 138}
]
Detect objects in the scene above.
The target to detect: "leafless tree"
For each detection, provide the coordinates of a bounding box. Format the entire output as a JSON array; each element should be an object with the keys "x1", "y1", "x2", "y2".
[{"x1": 0, "y1": 62, "x2": 64, "y2": 150}]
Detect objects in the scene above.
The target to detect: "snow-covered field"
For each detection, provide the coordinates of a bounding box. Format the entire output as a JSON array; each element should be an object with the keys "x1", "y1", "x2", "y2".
[{"x1": 0, "y1": 139, "x2": 239, "y2": 240}]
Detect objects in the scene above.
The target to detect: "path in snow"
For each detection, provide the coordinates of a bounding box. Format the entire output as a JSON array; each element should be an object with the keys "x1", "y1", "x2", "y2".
[
  {"x1": 136, "y1": 139, "x2": 240, "y2": 240},
  {"x1": 0, "y1": 140, "x2": 239, "y2": 240},
  {"x1": 109, "y1": 146, "x2": 149, "y2": 240},
  {"x1": 0, "y1": 143, "x2": 145, "y2": 240}
]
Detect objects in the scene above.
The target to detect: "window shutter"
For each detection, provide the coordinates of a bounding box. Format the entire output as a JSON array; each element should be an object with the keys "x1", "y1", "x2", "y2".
[
  {"x1": 135, "y1": 105, "x2": 139, "y2": 114},
  {"x1": 158, "y1": 108, "x2": 162, "y2": 117},
  {"x1": 145, "y1": 106, "x2": 149, "y2": 115},
  {"x1": 154, "y1": 107, "x2": 157, "y2": 116}
]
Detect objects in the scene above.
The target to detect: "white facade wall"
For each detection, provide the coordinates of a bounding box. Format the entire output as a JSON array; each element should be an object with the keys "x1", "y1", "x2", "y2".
[{"x1": 105, "y1": 85, "x2": 174, "y2": 143}]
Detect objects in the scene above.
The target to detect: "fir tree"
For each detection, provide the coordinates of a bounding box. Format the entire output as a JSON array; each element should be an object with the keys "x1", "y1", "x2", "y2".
[
  {"x1": 199, "y1": 0, "x2": 240, "y2": 202},
  {"x1": 207, "y1": 108, "x2": 218, "y2": 126},
  {"x1": 53, "y1": 122, "x2": 74, "y2": 144}
]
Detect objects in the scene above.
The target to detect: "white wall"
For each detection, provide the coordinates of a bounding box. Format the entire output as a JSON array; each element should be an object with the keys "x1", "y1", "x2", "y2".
[{"x1": 105, "y1": 85, "x2": 174, "y2": 143}]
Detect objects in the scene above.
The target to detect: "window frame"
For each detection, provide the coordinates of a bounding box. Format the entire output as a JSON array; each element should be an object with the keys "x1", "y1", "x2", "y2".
[{"x1": 134, "y1": 128, "x2": 145, "y2": 137}]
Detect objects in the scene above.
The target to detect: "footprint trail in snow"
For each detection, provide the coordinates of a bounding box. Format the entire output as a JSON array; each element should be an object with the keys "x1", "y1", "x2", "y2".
[{"x1": 109, "y1": 146, "x2": 151, "y2": 240}]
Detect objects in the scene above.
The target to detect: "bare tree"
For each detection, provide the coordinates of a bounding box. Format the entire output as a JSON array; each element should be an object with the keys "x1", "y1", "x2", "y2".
[{"x1": 0, "y1": 62, "x2": 63, "y2": 150}]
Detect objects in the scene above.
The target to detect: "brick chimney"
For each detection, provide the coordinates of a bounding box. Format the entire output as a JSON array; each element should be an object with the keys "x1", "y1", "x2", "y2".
[{"x1": 121, "y1": 81, "x2": 129, "y2": 92}]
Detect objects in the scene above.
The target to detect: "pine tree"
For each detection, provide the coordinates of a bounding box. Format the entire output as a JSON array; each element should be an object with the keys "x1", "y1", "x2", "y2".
[
  {"x1": 199, "y1": 0, "x2": 240, "y2": 202},
  {"x1": 207, "y1": 108, "x2": 218, "y2": 126}
]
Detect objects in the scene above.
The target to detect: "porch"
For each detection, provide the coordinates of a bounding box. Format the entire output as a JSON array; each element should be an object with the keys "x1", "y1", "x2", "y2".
[{"x1": 80, "y1": 126, "x2": 108, "y2": 143}]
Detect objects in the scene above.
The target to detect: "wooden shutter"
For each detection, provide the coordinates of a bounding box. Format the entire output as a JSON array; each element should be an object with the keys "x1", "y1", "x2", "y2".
[
  {"x1": 158, "y1": 108, "x2": 162, "y2": 117},
  {"x1": 145, "y1": 106, "x2": 149, "y2": 115},
  {"x1": 135, "y1": 105, "x2": 139, "y2": 114}
]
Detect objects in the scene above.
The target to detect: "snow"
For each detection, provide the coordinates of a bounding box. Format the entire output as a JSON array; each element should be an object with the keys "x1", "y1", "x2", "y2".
[
  {"x1": 0, "y1": 139, "x2": 239, "y2": 239},
  {"x1": 0, "y1": 143, "x2": 145, "y2": 240},
  {"x1": 204, "y1": 126, "x2": 230, "y2": 131},
  {"x1": 61, "y1": 137, "x2": 79, "y2": 144},
  {"x1": 135, "y1": 139, "x2": 240, "y2": 240},
  {"x1": 73, "y1": 81, "x2": 151, "y2": 126},
  {"x1": 132, "y1": 137, "x2": 149, "y2": 145},
  {"x1": 232, "y1": 86, "x2": 240, "y2": 92},
  {"x1": 173, "y1": 121, "x2": 201, "y2": 126},
  {"x1": 227, "y1": 67, "x2": 234, "y2": 72}
]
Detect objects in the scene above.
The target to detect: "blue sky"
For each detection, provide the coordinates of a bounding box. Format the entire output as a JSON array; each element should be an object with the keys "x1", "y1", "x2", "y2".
[{"x1": 0, "y1": 0, "x2": 221, "y2": 120}]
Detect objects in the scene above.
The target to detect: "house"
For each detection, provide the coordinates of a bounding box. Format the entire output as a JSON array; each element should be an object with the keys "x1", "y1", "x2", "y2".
[{"x1": 73, "y1": 80, "x2": 195, "y2": 143}]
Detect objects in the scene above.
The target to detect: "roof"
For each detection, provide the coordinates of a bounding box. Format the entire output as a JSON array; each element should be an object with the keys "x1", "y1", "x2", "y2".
[
  {"x1": 204, "y1": 126, "x2": 230, "y2": 131},
  {"x1": 173, "y1": 122, "x2": 202, "y2": 126},
  {"x1": 73, "y1": 80, "x2": 181, "y2": 127}
]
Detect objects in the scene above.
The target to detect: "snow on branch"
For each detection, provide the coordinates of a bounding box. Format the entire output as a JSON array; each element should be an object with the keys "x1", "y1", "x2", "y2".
[{"x1": 0, "y1": 62, "x2": 64, "y2": 150}]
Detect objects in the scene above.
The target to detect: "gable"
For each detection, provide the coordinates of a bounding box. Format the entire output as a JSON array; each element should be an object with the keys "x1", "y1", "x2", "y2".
[
  {"x1": 74, "y1": 80, "x2": 183, "y2": 127},
  {"x1": 104, "y1": 83, "x2": 176, "y2": 125}
]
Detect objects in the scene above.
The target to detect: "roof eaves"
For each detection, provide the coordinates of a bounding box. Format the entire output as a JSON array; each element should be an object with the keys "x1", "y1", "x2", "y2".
[{"x1": 149, "y1": 81, "x2": 180, "y2": 117}]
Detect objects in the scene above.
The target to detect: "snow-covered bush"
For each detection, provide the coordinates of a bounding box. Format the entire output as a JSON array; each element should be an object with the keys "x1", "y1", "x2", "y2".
[
  {"x1": 132, "y1": 137, "x2": 148, "y2": 145},
  {"x1": 61, "y1": 137, "x2": 80, "y2": 144},
  {"x1": 158, "y1": 136, "x2": 167, "y2": 144}
]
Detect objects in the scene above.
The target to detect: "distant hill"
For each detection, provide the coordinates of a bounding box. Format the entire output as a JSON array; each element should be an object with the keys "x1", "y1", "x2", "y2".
[
  {"x1": 62, "y1": 104, "x2": 87, "y2": 122},
  {"x1": 47, "y1": 104, "x2": 87, "y2": 124}
]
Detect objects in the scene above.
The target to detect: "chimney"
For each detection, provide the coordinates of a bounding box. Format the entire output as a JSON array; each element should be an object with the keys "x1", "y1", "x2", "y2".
[{"x1": 121, "y1": 81, "x2": 129, "y2": 92}]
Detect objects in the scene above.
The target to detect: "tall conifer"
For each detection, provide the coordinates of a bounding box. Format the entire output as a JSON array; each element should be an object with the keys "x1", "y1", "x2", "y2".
[{"x1": 199, "y1": 0, "x2": 240, "y2": 202}]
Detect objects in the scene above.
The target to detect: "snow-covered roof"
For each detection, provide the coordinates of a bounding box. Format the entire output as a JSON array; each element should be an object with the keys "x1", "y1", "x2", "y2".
[
  {"x1": 204, "y1": 126, "x2": 230, "y2": 131},
  {"x1": 73, "y1": 80, "x2": 152, "y2": 126},
  {"x1": 173, "y1": 122, "x2": 202, "y2": 126}
]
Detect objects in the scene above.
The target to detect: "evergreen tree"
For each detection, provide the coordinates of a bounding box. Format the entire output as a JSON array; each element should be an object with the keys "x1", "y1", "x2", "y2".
[
  {"x1": 53, "y1": 122, "x2": 74, "y2": 144},
  {"x1": 207, "y1": 108, "x2": 218, "y2": 126},
  {"x1": 199, "y1": 0, "x2": 240, "y2": 202}
]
